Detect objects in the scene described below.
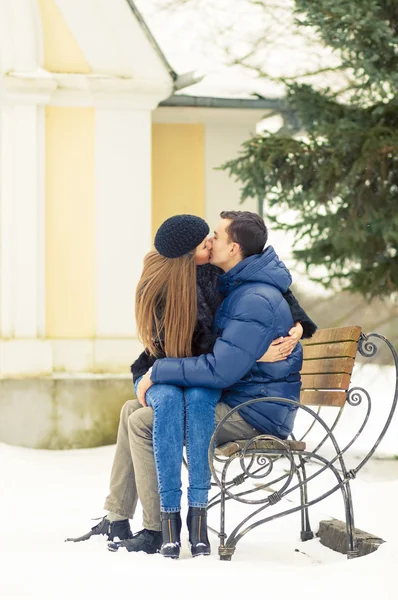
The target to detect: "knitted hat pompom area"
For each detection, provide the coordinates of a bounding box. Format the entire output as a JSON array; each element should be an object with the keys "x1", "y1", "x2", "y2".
[{"x1": 154, "y1": 214, "x2": 210, "y2": 259}]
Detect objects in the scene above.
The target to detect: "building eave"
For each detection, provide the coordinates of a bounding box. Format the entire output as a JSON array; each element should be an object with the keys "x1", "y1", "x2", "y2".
[{"x1": 159, "y1": 94, "x2": 287, "y2": 111}]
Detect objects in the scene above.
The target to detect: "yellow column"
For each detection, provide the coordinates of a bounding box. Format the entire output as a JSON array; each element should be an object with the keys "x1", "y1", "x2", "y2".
[
  {"x1": 152, "y1": 124, "x2": 205, "y2": 238},
  {"x1": 45, "y1": 107, "x2": 96, "y2": 338}
]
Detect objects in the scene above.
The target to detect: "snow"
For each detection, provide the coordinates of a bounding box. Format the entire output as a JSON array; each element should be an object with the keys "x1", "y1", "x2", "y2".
[{"x1": 1, "y1": 362, "x2": 398, "y2": 600}]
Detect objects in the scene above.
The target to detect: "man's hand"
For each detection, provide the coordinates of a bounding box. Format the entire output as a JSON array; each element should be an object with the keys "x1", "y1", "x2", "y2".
[
  {"x1": 136, "y1": 371, "x2": 154, "y2": 407},
  {"x1": 257, "y1": 322, "x2": 303, "y2": 363}
]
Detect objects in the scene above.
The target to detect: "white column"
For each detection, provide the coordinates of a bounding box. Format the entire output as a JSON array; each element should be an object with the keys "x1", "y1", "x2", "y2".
[
  {"x1": 95, "y1": 107, "x2": 152, "y2": 337},
  {"x1": 0, "y1": 0, "x2": 42, "y2": 74},
  {"x1": 0, "y1": 104, "x2": 14, "y2": 339},
  {"x1": 0, "y1": 77, "x2": 54, "y2": 374},
  {"x1": 14, "y1": 104, "x2": 42, "y2": 337},
  {"x1": 0, "y1": 103, "x2": 43, "y2": 338},
  {"x1": 93, "y1": 94, "x2": 157, "y2": 370}
]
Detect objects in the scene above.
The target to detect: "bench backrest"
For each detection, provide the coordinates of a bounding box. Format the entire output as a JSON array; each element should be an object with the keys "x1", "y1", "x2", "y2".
[{"x1": 300, "y1": 326, "x2": 362, "y2": 407}]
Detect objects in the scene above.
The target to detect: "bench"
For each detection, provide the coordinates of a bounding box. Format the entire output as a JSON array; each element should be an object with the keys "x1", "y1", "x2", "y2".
[{"x1": 208, "y1": 326, "x2": 398, "y2": 561}]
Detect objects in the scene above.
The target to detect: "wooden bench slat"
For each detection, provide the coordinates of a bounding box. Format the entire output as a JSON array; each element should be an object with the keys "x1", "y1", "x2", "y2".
[
  {"x1": 300, "y1": 390, "x2": 346, "y2": 407},
  {"x1": 303, "y1": 341, "x2": 358, "y2": 360},
  {"x1": 301, "y1": 357, "x2": 355, "y2": 375},
  {"x1": 302, "y1": 326, "x2": 361, "y2": 346},
  {"x1": 301, "y1": 373, "x2": 351, "y2": 390},
  {"x1": 215, "y1": 438, "x2": 306, "y2": 458}
]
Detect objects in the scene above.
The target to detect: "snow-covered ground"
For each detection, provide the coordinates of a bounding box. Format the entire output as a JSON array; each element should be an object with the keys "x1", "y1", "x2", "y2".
[
  {"x1": 1, "y1": 442, "x2": 397, "y2": 600},
  {"x1": 1, "y1": 362, "x2": 396, "y2": 600},
  {"x1": 1, "y1": 362, "x2": 398, "y2": 600}
]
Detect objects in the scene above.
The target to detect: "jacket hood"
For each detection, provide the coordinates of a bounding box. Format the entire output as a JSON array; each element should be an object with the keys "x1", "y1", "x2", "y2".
[{"x1": 219, "y1": 246, "x2": 292, "y2": 295}]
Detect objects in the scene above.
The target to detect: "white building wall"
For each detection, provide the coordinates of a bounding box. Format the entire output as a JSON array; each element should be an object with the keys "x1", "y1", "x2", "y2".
[
  {"x1": 204, "y1": 121, "x2": 257, "y2": 230},
  {"x1": 0, "y1": 0, "x2": 173, "y2": 377}
]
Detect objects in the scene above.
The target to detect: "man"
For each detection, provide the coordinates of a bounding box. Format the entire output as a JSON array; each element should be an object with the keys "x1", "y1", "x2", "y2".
[{"x1": 66, "y1": 211, "x2": 314, "y2": 553}]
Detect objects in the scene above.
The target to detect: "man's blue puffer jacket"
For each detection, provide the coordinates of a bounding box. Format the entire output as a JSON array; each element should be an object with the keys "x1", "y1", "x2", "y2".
[{"x1": 151, "y1": 247, "x2": 303, "y2": 439}]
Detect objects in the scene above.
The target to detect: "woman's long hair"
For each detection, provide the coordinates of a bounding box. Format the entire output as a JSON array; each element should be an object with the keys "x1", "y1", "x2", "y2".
[{"x1": 135, "y1": 250, "x2": 197, "y2": 358}]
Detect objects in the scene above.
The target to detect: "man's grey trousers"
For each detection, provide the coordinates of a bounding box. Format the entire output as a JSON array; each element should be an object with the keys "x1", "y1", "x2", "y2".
[{"x1": 104, "y1": 399, "x2": 261, "y2": 530}]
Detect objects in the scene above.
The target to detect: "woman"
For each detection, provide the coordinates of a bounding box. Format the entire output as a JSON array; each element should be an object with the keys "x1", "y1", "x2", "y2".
[
  {"x1": 131, "y1": 214, "x2": 315, "y2": 559},
  {"x1": 132, "y1": 215, "x2": 221, "y2": 559}
]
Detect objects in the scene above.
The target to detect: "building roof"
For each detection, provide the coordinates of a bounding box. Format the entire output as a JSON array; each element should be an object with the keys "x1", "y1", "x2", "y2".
[
  {"x1": 128, "y1": 0, "x2": 288, "y2": 111},
  {"x1": 126, "y1": 1, "x2": 204, "y2": 93},
  {"x1": 125, "y1": 0, "x2": 178, "y2": 83}
]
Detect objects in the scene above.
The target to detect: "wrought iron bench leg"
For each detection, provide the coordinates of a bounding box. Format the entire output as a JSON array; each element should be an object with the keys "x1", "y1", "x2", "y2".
[
  {"x1": 296, "y1": 456, "x2": 314, "y2": 541},
  {"x1": 218, "y1": 488, "x2": 236, "y2": 560},
  {"x1": 343, "y1": 475, "x2": 359, "y2": 558},
  {"x1": 219, "y1": 546, "x2": 235, "y2": 561}
]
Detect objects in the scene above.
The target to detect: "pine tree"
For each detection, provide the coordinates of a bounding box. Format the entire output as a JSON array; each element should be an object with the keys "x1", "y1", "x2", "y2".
[{"x1": 222, "y1": 0, "x2": 398, "y2": 299}]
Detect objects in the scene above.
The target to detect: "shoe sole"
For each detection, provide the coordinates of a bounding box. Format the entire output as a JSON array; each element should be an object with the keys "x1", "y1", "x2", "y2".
[
  {"x1": 190, "y1": 543, "x2": 211, "y2": 558},
  {"x1": 161, "y1": 543, "x2": 180, "y2": 559},
  {"x1": 160, "y1": 550, "x2": 180, "y2": 559},
  {"x1": 107, "y1": 542, "x2": 161, "y2": 554}
]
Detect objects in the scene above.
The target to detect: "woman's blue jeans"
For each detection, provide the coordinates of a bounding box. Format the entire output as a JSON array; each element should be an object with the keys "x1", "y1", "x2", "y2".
[{"x1": 134, "y1": 378, "x2": 221, "y2": 513}]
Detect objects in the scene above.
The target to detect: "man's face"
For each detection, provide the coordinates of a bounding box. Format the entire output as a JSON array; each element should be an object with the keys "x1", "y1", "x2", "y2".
[{"x1": 209, "y1": 219, "x2": 236, "y2": 270}]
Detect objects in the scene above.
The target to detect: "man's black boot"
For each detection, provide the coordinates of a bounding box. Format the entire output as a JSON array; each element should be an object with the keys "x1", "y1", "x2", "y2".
[
  {"x1": 187, "y1": 507, "x2": 211, "y2": 557},
  {"x1": 160, "y1": 511, "x2": 182, "y2": 559},
  {"x1": 65, "y1": 516, "x2": 133, "y2": 543},
  {"x1": 107, "y1": 528, "x2": 162, "y2": 554}
]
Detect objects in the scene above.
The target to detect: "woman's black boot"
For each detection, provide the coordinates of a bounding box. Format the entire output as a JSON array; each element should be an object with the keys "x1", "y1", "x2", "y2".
[
  {"x1": 187, "y1": 507, "x2": 211, "y2": 557},
  {"x1": 160, "y1": 511, "x2": 182, "y2": 559}
]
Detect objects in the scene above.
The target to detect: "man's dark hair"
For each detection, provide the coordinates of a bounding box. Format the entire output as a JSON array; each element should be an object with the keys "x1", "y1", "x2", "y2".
[{"x1": 220, "y1": 211, "x2": 268, "y2": 259}]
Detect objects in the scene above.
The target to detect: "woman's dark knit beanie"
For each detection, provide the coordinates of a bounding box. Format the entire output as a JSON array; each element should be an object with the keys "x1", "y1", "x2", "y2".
[{"x1": 154, "y1": 214, "x2": 210, "y2": 258}]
